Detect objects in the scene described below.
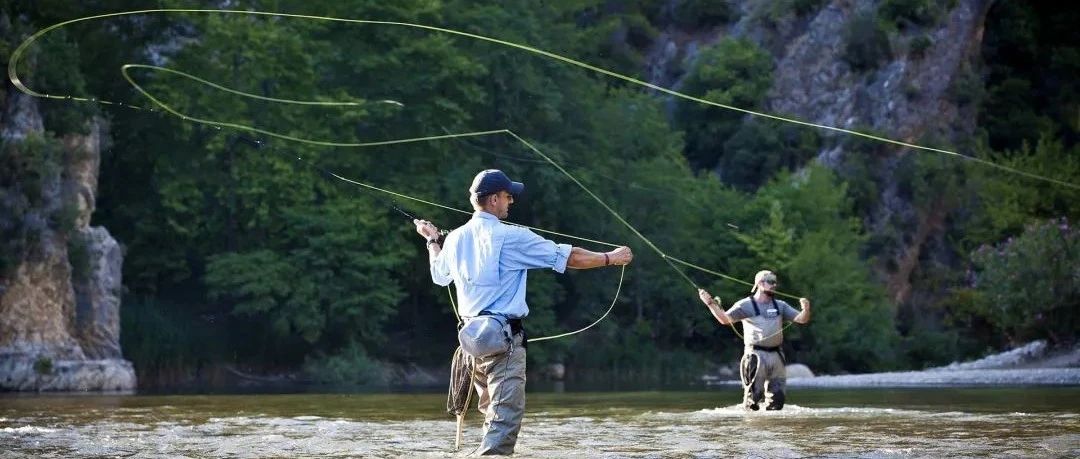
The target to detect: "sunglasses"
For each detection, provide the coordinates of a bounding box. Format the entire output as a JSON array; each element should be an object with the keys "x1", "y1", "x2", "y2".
[{"x1": 763, "y1": 279, "x2": 778, "y2": 285}]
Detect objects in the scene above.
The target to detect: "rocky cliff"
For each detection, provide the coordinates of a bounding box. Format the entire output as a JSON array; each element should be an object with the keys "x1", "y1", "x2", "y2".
[
  {"x1": 765, "y1": 0, "x2": 990, "y2": 306},
  {"x1": 647, "y1": 0, "x2": 990, "y2": 307},
  {"x1": 0, "y1": 87, "x2": 135, "y2": 391}
]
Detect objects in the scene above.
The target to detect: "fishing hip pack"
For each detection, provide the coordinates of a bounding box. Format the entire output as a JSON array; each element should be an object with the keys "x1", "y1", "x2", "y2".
[{"x1": 457, "y1": 314, "x2": 513, "y2": 358}]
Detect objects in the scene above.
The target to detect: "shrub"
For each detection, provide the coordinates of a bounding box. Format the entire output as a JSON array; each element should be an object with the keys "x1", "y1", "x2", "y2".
[
  {"x1": 879, "y1": 0, "x2": 944, "y2": 29},
  {"x1": 10, "y1": 133, "x2": 62, "y2": 207},
  {"x1": 67, "y1": 232, "x2": 91, "y2": 283},
  {"x1": 969, "y1": 218, "x2": 1079, "y2": 345},
  {"x1": 52, "y1": 201, "x2": 80, "y2": 235},
  {"x1": 120, "y1": 297, "x2": 223, "y2": 377},
  {"x1": 902, "y1": 80, "x2": 921, "y2": 99},
  {"x1": 910, "y1": 34, "x2": 932, "y2": 57},
  {"x1": 948, "y1": 64, "x2": 984, "y2": 106},
  {"x1": 842, "y1": 13, "x2": 892, "y2": 72},
  {"x1": 302, "y1": 340, "x2": 388, "y2": 386},
  {"x1": 33, "y1": 356, "x2": 53, "y2": 375},
  {"x1": 673, "y1": 0, "x2": 737, "y2": 29},
  {"x1": 754, "y1": 0, "x2": 828, "y2": 27}
]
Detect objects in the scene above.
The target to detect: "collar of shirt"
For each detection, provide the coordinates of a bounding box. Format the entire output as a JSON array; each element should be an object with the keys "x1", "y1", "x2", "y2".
[{"x1": 472, "y1": 210, "x2": 499, "y2": 221}]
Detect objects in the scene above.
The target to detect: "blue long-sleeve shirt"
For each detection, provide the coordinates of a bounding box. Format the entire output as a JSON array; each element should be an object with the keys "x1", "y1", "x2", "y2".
[{"x1": 430, "y1": 211, "x2": 572, "y2": 318}]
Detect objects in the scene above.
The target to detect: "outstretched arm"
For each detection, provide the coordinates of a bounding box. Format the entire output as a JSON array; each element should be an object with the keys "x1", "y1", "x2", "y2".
[
  {"x1": 567, "y1": 246, "x2": 633, "y2": 269},
  {"x1": 698, "y1": 289, "x2": 735, "y2": 325},
  {"x1": 794, "y1": 298, "x2": 811, "y2": 324}
]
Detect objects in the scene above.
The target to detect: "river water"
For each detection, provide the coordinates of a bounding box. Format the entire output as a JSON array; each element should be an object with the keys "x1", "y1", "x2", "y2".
[{"x1": 1, "y1": 388, "x2": 1077, "y2": 458}]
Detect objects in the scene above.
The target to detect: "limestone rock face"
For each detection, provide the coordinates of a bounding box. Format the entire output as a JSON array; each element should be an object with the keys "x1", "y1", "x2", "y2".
[
  {"x1": 765, "y1": 0, "x2": 992, "y2": 305},
  {"x1": 645, "y1": 0, "x2": 992, "y2": 306},
  {"x1": 0, "y1": 356, "x2": 136, "y2": 392},
  {"x1": 73, "y1": 226, "x2": 125, "y2": 360},
  {"x1": 0, "y1": 232, "x2": 85, "y2": 360},
  {"x1": 768, "y1": 0, "x2": 990, "y2": 144},
  {"x1": 0, "y1": 89, "x2": 135, "y2": 392}
]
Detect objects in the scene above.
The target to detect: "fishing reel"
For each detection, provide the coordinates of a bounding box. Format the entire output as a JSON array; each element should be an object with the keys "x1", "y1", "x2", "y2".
[
  {"x1": 419, "y1": 226, "x2": 448, "y2": 246},
  {"x1": 434, "y1": 229, "x2": 449, "y2": 245}
]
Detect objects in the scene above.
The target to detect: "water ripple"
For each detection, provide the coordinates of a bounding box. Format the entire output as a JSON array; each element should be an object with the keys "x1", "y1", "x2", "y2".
[{"x1": 0, "y1": 390, "x2": 1076, "y2": 458}]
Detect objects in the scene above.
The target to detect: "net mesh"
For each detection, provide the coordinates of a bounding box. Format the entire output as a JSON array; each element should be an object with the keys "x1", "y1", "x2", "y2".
[{"x1": 447, "y1": 346, "x2": 473, "y2": 416}]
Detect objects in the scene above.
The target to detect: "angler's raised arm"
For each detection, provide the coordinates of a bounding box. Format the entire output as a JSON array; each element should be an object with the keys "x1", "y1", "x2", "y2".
[
  {"x1": 699, "y1": 288, "x2": 734, "y2": 325},
  {"x1": 415, "y1": 219, "x2": 451, "y2": 286}
]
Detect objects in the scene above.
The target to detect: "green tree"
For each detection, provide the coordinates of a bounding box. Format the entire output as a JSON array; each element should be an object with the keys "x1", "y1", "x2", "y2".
[
  {"x1": 720, "y1": 118, "x2": 821, "y2": 190},
  {"x1": 962, "y1": 135, "x2": 1080, "y2": 245},
  {"x1": 674, "y1": 38, "x2": 773, "y2": 170},
  {"x1": 20, "y1": 0, "x2": 1077, "y2": 386},
  {"x1": 205, "y1": 200, "x2": 408, "y2": 359},
  {"x1": 746, "y1": 166, "x2": 898, "y2": 372},
  {"x1": 981, "y1": 0, "x2": 1079, "y2": 151},
  {"x1": 734, "y1": 200, "x2": 795, "y2": 270}
]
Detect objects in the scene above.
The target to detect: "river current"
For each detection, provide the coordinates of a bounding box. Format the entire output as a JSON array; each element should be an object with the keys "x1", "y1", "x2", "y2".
[{"x1": 2, "y1": 388, "x2": 1077, "y2": 458}]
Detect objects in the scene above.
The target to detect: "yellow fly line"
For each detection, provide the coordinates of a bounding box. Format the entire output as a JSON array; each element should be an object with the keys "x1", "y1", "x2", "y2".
[
  {"x1": 11, "y1": 8, "x2": 1067, "y2": 343},
  {"x1": 9, "y1": 9, "x2": 1077, "y2": 189}
]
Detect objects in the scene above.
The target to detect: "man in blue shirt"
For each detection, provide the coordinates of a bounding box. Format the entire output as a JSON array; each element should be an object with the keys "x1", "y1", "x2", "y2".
[{"x1": 415, "y1": 169, "x2": 633, "y2": 455}]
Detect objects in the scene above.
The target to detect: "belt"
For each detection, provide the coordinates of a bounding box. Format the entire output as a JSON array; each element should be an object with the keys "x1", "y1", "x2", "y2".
[
  {"x1": 752, "y1": 344, "x2": 782, "y2": 352},
  {"x1": 476, "y1": 312, "x2": 527, "y2": 348}
]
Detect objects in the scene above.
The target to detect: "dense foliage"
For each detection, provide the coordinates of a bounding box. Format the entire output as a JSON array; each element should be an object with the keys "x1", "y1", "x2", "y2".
[
  {"x1": 1, "y1": 0, "x2": 1076, "y2": 387},
  {"x1": 968, "y1": 218, "x2": 1078, "y2": 346}
]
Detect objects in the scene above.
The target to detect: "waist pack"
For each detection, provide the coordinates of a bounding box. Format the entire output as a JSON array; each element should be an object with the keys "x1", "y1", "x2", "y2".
[{"x1": 457, "y1": 314, "x2": 512, "y2": 358}]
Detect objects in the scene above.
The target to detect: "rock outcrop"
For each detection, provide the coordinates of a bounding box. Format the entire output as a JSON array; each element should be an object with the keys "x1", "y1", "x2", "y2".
[
  {"x1": 765, "y1": 0, "x2": 991, "y2": 305},
  {"x1": 0, "y1": 87, "x2": 135, "y2": 392},
  {"x1": 646, "y1": 0, "x2": 991, "y2": 307}
]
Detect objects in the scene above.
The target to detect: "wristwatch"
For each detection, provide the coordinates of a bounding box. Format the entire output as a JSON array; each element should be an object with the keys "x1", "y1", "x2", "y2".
[{"x1": 426, "y1": 237, "x2": 440, "y2": 247}]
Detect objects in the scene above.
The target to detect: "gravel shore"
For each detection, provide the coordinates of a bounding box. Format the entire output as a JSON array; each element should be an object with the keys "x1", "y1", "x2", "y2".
[
  {"x1": 707, "y1": 341, "x2": 1080, "y2": 387},
  {"x1": 788, "y1": 367, "x2": 1080, "y2": 387},
  {"x1": 791, "y1": 340, "x2": 1080, "y2": 387}
]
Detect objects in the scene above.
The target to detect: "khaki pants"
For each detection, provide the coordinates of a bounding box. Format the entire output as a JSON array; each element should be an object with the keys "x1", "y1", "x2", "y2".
[
  {"x1": 740, "y1": 348, "x2": 786, "y2": 410},
  {"x1": 471, "y1": 333, "x2": 526, "y2": 455}
]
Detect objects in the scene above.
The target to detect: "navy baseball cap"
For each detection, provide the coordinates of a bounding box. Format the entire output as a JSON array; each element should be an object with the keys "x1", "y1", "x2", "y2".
[{"x1": 469, "y1": 169, "x2": 524, "y2": 196}]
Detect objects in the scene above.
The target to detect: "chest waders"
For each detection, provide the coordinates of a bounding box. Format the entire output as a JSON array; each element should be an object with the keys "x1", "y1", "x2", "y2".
[
  {"x1": 739, "y1": 297, "x2": 787, "y2": 410},
  {"x1": 448, "y1": 310, "x2": 528, "y2": 452}
]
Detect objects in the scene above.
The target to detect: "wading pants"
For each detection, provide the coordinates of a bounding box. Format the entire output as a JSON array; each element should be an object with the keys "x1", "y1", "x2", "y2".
[
  {"x1": 471, "y1": 333, "x2": 526, "y2": 455},
  {"x1": 740, "y1": 347, "x2": 786, "y2": 410}
]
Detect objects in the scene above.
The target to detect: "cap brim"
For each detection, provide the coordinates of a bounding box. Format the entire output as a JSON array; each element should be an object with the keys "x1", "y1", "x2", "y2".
[{"x1": 509, "y1": 181, "x2": 524, "y2": 195}]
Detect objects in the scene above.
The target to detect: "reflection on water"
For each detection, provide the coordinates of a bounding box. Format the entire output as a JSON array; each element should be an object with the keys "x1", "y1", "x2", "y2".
[{"x1": 1, "y1": 388, "x2": 1077, "y2": 458}]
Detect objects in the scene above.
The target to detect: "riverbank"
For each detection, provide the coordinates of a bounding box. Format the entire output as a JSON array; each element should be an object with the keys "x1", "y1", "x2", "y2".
[
  {"x1": 788, "y1": 367, "x2": 1080, "y2": 387},
  {"x1": 790, "y1": 340, "x2": 1080, "y2": 387},
  {"x1": 703, "y1": 340, "x2": 1080, "y2": 388}
]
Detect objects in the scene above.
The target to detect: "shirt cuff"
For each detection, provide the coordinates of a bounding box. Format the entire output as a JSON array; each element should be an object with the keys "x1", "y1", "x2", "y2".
[{"x1": 552, "y1": 243, "x2": 572, "y2": 273}]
